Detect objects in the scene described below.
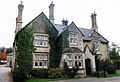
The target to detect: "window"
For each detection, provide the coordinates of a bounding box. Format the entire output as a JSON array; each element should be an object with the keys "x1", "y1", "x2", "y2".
[
  {"x1": 39, "y1": 61, "x2": 42, "y2": 66},
  {"x1": 74, "y1": 55, "x2": 82, "y2": 68},
  {"x1": 34, "y1": 54, "x2": 48, "y2": 68},
  {"x1": 35, "y1": 40, "x2": 39, "y2": 46},
  {"x1": 75, "y1": 56, "x2": 77, "y2": 59},
  {"x1": 75, "y1": 61, "x2": 77, "y2": 67},
  {"x1": 35, "y1": 54, "x2": 39, "y2": 60},
  {"x1": 44, "y1": 61, "x2": 47, "y2": 68},
  {"x1": 79, "y1": 61, "x2": 82, "y2": 67},
  {"x1": 68, "y1": 61, "x2": 72, "y2": 68},
  {"x1": 35, "y1": 35, "x2": 48, "y2": 47},
  {"x1": 35, "y1": 61, "x2": 38, "y2": 66},
  {"x1": 67, "y1": 54, "x2": 72, "y2": 60},
  {"x1": 69, "y1": 33, "x2": 77, "y2": 45}
]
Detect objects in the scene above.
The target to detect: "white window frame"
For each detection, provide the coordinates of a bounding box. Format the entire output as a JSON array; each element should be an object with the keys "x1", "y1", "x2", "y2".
[
  {"x1": 69, "y1": 33, "x2": 77, "y2": 45},
  {"x1": 68, "y1": 61, "x2": 72, "y2": 68},
  {"x1": 34, "y1": 34, "x2": 48, "y2": 47},
  {"x1": 34, "y1": 54, "x2": 48, "y2": 69}
]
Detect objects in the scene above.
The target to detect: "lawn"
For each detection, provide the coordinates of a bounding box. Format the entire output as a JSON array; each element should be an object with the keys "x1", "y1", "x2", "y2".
[
  {"x1": 25, "y1": 78, "x2": 75, "y2": 82},
  {"x1": 107, "y1": 70, "x2": 120, "y2": 77}
]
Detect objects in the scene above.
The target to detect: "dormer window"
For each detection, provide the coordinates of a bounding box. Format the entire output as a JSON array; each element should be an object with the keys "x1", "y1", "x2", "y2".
[
  {"x1": 35, "y1": 35, "x2": 48, "y2": 47},
  {"x1": 69, "y1": 33, "x2": 77, "y2": 45}
]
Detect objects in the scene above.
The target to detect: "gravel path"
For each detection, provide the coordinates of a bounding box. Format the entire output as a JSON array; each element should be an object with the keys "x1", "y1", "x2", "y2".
[{"x1": 0, "y1": 64, "x2": 13, "y2": 82}]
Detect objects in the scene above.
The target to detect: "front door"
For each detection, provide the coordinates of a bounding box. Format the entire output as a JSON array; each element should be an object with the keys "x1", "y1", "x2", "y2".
[{"x1": 85, "y1": 59, "x2": 91, "y2": 75}]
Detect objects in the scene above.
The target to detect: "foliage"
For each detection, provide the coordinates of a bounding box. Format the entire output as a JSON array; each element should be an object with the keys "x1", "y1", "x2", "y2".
[
  {"x1": 29, "y1": 68, "x2": 65, "y2": 79},
  {"x1": 63, "y1": 61, "x2": 68, "y2": 70},
  {"x1": 45, "y1": 22, "x2": 59, "y2": 68},
  {"x1": 63, "y1": 62, "x2": 79, "y2": 78},
  {"x1": 48, "y1": 68, "x2": 65, "y2": 78},
  {"x1": 57, "y1": 28, "x2": 69, "y2": 67},
  {"x1": 13, "y1": 24, "x2": 35, "y2": 82},
  {"x1": 113, "y1": 60, "x2": 120, "y2": 69},
  {"x1": 30, "y1": 69, "x2": 48, "y2": 78},
  {"x1": 0, "y1": 47, "x2": 6, "y2": 52},
  {"x1": 106, "y1": 70, "x2": 120, "y2": 77},
  {"x1": 13, "y1": 68, "x2": 27, "y2": 82},
  {"x1": 6, "y1": 47, "x2": 13, "y2": 54},
  {"x1": 106, "y1": 60, "x2": 116, "y2": 74},
  {"x1": 109, "y1": 48, "x2": 119, "y2": 60},
  {"x1": 0, "y1": 51, "x2": 7, "y2": 60}
]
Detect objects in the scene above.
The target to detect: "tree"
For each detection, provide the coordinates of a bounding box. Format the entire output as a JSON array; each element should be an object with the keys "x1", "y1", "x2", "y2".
[
  {"x1": 109, "y1": 48, "x2": 119, "y2": 60},
  {"x1": 6, "y1": 47, "x2": 13, "y2": 54},
  {"x1": 13, "y1": 24, "x2": 35, "y2": 82},
  {"x1": 0, "y1": 51, "x2": 7, "y2": 60},
  {"x1": 109, "y1": 42, "x2": 120, "y2": 60}
]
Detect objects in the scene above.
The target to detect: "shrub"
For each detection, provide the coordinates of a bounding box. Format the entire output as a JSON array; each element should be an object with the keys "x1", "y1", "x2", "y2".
[
  {"x1": 113, "y1": 60, "x2": 120, "y2": 69},
  {"x1": 30, "y1": 69, "x2": 48, "y2": 78},
  {"x1": 48, "y1": 68, "x2": 65, "y2": 78},
  {"x1": 106, "y1": 60, "x2": 116, "y2": 74},
  {"x1": 13, "y1": 68, "x2": 27, "y2": 82},
  {"x1": 91, "y1": 71, "x2": 104, "y2": 77}
]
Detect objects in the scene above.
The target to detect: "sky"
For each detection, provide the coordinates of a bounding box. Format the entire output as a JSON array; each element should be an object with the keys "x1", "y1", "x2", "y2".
[{"x1": 0, "y1": 0, "x2": 120, "y2": 48}]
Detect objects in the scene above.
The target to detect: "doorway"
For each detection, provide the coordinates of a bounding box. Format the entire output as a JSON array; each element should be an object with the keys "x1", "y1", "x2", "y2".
[{"x1": 85, "y1": 58, "x2": 91, "y2": 75}]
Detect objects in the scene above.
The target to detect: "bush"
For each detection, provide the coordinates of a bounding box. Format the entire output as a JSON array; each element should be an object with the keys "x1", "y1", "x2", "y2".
[
  {"x1": 13, "y1": 68, "x2": 27, "y2": 82},
  {"x1": 106, "y1": 60, "x2": 116, "y2": 74},
  {"x1": 48, "y1": 68, "x2": 65, "y2": 78},
  {"x1": 30, "y1": 69, "x2": 48, "y2": 78},
  {"x1": 91, "y1": 71, "x2": 104, "y2": 77},
  {"x1": 113, "y1": 60, "x2": 120, "y2": 69}
]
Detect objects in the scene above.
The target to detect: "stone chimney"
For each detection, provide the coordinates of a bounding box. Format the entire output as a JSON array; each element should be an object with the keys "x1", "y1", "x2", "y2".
[
  {"x1": 15, "y1": 1, "x2": 24, "y2": 34},
  {"x1": 91, "y1": 12, "x2": 98, "y2": 32},
  {"x1": 62, "y1": 19, "x2": 68, "y2": 26},
  {"x1": 49, "y1": 2, "x2": 55, "y2": 24}
]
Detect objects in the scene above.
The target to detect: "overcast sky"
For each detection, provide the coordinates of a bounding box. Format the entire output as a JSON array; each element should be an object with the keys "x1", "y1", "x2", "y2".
[{"x1": 0, "y1": 0, "x2": 120, "y2": 48}]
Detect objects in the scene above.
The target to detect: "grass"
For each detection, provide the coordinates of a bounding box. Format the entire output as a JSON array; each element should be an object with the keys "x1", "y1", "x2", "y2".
[
  {"x1": 106, "y1": 70, "x2": 120, "y2": 77},
  {"x1": 25, "y1": 78, "x2": 75, "y2": 82}
]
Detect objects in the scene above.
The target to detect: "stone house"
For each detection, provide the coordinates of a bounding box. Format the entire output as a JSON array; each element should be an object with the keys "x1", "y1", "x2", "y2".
[{"x1": 13, "y1": 2, "x2": 109, "y2": 77}]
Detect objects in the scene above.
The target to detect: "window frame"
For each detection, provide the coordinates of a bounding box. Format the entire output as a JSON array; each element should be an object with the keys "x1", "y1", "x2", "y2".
[
  {"x1": 34, "y1": 34, "x2": 49, "y2": 47},
  {"x1": 69, "y1": 33, "x2": 77, "y2": 45},
  {"x1": 34, "y1": 54, "x2": 48, "y2": 69}
]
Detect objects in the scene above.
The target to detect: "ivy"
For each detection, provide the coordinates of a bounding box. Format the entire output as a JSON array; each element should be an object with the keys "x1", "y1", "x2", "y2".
[
  {"x1": 45, "y1": 22, "x2": 58, "y2": 68},
  {"x1": 16, "y1": 24, "x2": 35, "y2": 77},
  {"x1": 45, "y1": 21, "x2": 69, "y2": 68},
  {"x1": 58, "y1": 28, "x2": 69, "y2": 63}
]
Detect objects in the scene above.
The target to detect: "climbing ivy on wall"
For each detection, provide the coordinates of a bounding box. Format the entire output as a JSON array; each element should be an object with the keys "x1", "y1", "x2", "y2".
[
  {"x1": 45, "y1": 21, "x2": 69, "y2": 68},
  {"x1": 58, "y1": 28, "x2": 69, "y2": 63},
  {"x1": 45, "y1": 22, "x2": 59, "y2": 68},
  {"x1": 16, "y1": 24, "x2": 35, "y2": 77}
]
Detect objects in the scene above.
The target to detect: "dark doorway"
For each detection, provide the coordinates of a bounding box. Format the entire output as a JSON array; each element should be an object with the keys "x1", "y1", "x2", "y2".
[{"x1": 85, "y1": 59, "x2": 91, "y2": 75}]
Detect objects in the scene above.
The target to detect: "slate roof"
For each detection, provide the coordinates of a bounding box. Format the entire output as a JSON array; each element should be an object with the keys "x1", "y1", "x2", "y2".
[
  {"x1": 54, "y1": 24, "x2": 66, "y2": 35},
  {"x1": 79, "y1": 28, "x2": 109, "y2": 43},
  {"x1": 54, "y1": 24, "x2": 108, "y2": 43}
]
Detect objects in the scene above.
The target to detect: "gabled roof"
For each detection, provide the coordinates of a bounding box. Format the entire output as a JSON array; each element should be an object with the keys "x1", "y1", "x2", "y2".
[
  {"x1": 23, "y1": 12, "x2": 58, "y2": 33},
  {"x1": 69, "y1": 22, "x2": 84, "y2": 36},
  {"x1": 79, "y1": 28, "x2": 109, "y2": 43},
  {"x1": 54, "y1": 22, "x2": 84, "y2": 36},
  {"x1": 54, "y1": 24, "x2": 66, "y2": 35}
]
